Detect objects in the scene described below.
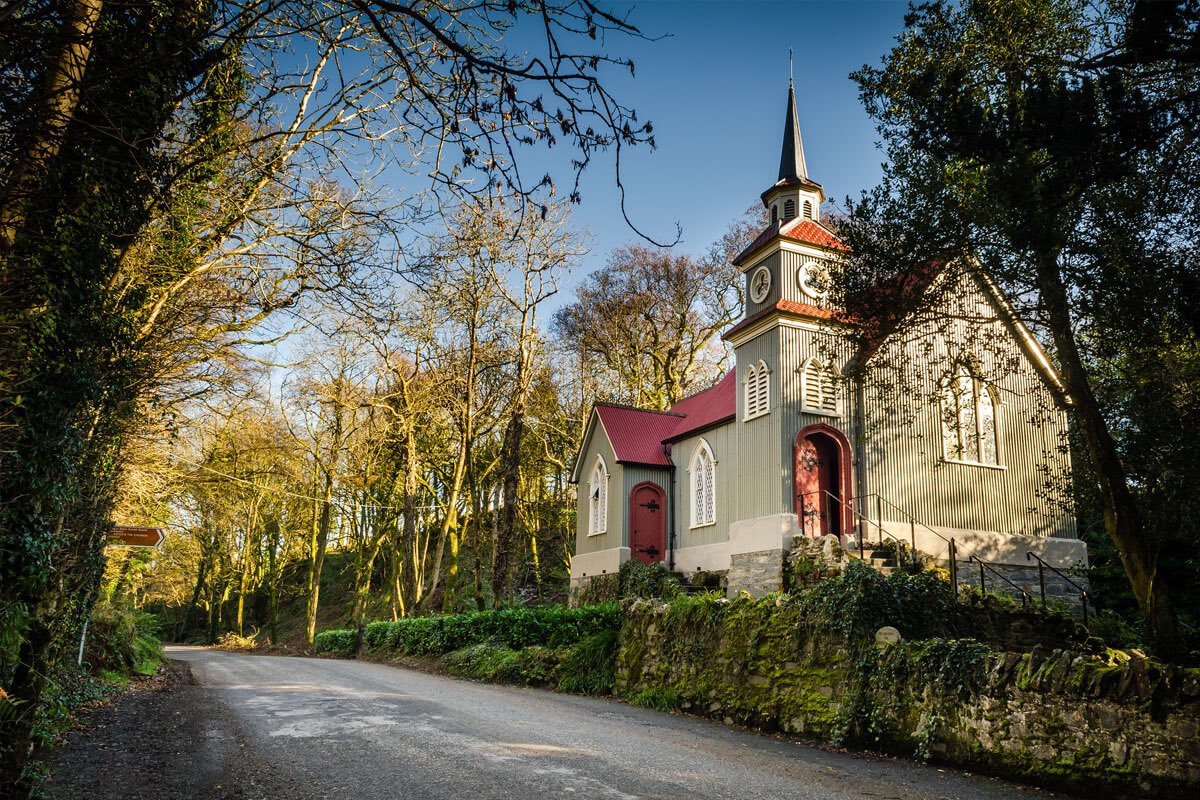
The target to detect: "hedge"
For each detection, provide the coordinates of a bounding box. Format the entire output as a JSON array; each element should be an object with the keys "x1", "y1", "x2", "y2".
[{"x1": 316, "y1": 603, "x2": 620, "y2": 658}]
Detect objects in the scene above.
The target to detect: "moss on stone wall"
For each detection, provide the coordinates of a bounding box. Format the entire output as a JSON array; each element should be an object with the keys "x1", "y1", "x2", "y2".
[{"x1": 617, "y1": 562, "x2": 1200, "y2": 797}]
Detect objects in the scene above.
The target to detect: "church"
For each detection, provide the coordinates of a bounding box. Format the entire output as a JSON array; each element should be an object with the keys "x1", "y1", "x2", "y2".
[{"x1": 569, "y1": 84, "x2": 1087, "y2": 599}]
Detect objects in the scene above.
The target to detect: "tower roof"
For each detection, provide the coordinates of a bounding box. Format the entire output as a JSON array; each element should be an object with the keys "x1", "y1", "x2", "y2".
[{"x1": 778, "y1": 81, "x2": 808, "y2": 184}]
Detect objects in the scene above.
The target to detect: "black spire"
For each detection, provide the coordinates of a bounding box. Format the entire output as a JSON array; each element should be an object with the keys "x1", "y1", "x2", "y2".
[{"x1": 777, "y1": 81, "x2": 808, "y2": 184}]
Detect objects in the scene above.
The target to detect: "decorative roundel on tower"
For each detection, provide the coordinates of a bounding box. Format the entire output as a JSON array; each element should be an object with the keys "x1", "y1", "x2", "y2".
[
  {"x1": 749, "y1": 265, "x2": 772, "y2": 303},
  {"x1": 798, "y1": 261, "x2": 831, "y2": 300}
]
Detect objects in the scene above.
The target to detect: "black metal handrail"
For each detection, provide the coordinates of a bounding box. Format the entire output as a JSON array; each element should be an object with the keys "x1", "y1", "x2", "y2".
[
  {"x1": 799, "y1": 489, "x2": 912, "y2": 569},
  {"x1": 1026, "y1": 551, "x2": 1090, "y2": 625},
  {"x1": 968, "y1": 555, "x2": 1029, "y2": 606}
]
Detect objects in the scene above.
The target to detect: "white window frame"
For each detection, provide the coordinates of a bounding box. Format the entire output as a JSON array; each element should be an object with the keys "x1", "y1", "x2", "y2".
[
  {"x1": 587, "y1": 455, "x2": 609, "y2": 535},
  {"x1": 939, "y1": 364, "x2": 1005, "y2": 469},
  {"x1": 743, "y1": 359, "x2": 771, "y2": 421},
  {"x1": 689, "y1": 439, "x2": 717, "y2": 529},
  {"x1": 799, "y1": 357, "x2": 841, "y2": 417}
]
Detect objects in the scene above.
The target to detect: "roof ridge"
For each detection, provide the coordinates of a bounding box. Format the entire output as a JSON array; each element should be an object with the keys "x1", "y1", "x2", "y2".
[
  {"x1": 594, "y1": 402, "x2": 685, "y2": 417},
  {"x1": 669, "y1": 371, "x2": 734, "y2": 406}
]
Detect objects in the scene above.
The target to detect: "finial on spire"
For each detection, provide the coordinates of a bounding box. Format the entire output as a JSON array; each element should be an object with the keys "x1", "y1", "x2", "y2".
[
  {"x1": 777, "y1": 78, "x2": 808, "y2": 183},
  {"x1": 789, "y1": 48, "x2": 793, "y2": 86}
]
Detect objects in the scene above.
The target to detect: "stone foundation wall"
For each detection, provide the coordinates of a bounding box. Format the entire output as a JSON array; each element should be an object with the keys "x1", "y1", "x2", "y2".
[
  {"x1": 726, "y1": 548, "x2": 785, "y2": 598},
  {"x1": 617, "y1": 597, "x2": 1200, "y2": 797},
  {"x1": 955, "y1": 561, "x2": 1092, "y2": 616}
]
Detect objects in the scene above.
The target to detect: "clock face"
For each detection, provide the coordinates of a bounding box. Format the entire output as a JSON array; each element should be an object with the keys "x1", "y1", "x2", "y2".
[
  {"x1": 749, "y1": 266, "x2": 772, "y2": 303},
  {"x1": 798, "y1": 261, "x2": 831, "y2": 300}
]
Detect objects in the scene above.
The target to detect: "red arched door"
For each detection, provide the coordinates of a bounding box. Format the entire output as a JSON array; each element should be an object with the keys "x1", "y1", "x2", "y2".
[
  {"x1": 629, "y1": 482, "x2": 666, "y2": 564},
  {"x1": 794, "y1": 425, "x2": 852, "y2": 539}
]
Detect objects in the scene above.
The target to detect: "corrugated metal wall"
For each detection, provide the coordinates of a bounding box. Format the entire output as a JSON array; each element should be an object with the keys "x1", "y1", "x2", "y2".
[
  {"x1": 744, "y1": 249, "x2": 841, "y2": 317},
  {"x1": 673, "y1": 423, "x2": 739, "y2": 549},
  {"x1": 861, "y1": 272, "x2": 1077, "y2": 539},
  {"x1": 574, "y1": 429, "x2": 622, "y2": 554}
]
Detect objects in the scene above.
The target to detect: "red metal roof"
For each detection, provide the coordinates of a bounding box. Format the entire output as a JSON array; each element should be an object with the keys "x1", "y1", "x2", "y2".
[
  {"x1": 586, "y1": 373, "x2": 738, "y2": 469},
  {"x1": 733, "y1": 217, "x2": 846, "y2": 267},
  {"x1": 783, "y1": 218, "x2": 846, "y2": 251},
  {"x1": 594, "y1": 405, "x2": 681, "y2": 467},
  {"x1": 664, "y1": 372, "x2": 737, "y2": 442}
]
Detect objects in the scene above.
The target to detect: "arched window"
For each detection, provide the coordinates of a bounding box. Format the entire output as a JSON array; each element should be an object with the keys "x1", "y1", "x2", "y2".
[
  {"x1": 690, "y1": 440, "x2": 716, "y2": 528},
  {"x1": 744, "y1": 360, "x2": 771, "y2": 421},
  {"x1": 588, "y1": 455, "x2": 609, "y2": 534},
  {"x1": 803, "y1": 199, "x2": 813, "y2": 219},
  {"x1": 800, "y1": 358, "x2": 840, "y2": 416},
  {"x1": 771, "y1": 205, "x2": 779, "y2": 224},
  {"x1": 784, "y1": 199, "x2": 796, "y2": 219},
  {"x1": 941, "y1": 364, "x2": 1002, "y2": 465}
]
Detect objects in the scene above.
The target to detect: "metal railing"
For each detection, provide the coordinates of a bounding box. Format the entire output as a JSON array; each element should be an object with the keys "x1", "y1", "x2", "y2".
[
  {"x1": 1026, "y1": 551, "x2": 1091, "y2": 625},
  {"x1": 855, "y1": 493, "x2": 960, "y2": 591},
  {"x1": 798, "y1": 489, "x2": 914, "y2": 570},
  {"x1": 968, "y1": 554, "x2": 1030, "y2": 606},
  {"x1": 797, "y1": 491, "x2": 1096, "y2": 621}
]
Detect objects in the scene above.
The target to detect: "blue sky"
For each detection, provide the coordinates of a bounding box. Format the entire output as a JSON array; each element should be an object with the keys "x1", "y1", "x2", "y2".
[{"x1": 546, "y1": 0, "x2": 911, "y2": 275}]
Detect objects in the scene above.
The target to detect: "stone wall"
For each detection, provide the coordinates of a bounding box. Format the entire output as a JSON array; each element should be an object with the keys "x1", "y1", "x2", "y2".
[
  {"x1": 954, "y1": 560, "x2": 1092, "y2": 617},
  {"x1": 617, "y1": 594, "x2": 1200, "y2": 797},
  {"x1": 726, "y1": 548, "x2": 785, "y2": 598}
]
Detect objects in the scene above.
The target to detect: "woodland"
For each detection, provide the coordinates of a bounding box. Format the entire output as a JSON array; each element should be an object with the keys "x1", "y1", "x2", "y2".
[{"x1": 2, "y1": 0, "x2": 1200, "y2": 795}]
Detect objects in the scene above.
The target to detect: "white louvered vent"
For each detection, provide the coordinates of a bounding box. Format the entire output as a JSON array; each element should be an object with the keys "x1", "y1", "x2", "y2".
[
  {"x1": 801, "y1": 359, "x2": 840, "y2": 416},
  {"x1": 744, "y1": 360, "x2": 771, "y2": 421}
]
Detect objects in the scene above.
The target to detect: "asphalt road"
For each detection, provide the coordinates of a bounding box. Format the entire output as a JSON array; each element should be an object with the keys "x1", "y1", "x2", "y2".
[{"x1": 54, "y1": 646, "x2": 1067, "y2": 800}]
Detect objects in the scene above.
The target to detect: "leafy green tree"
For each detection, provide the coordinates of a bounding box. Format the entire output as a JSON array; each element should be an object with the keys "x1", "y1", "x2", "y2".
[
  {"x1": 0, "y1": 1, "x2": 654, "y2": 787},
  {"x1": 839, "y1": 0, "x2": 1200, "y2": 655}
]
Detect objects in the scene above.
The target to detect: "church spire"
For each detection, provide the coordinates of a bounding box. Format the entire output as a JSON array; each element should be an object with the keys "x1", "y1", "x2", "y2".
[
  {"x1": 777, "y1": 77, "x2": 808, "y2": 184},
  {"x1": 761, "y1": 72, "x2": 823, "y2": 225}
]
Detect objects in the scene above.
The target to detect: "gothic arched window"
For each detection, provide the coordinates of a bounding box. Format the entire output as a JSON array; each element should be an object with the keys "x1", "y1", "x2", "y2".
[
  {"x1": 800, "y1": 358, "x2": 840, "y2": 416},
  {"x1": 784, "y1": 198, "x2": 796, "y2": 219},
  {"x1": 588, "y1": 455, "x2": 609, "y2": 534},
  {"x1": 803, "y1": 199, "x2": 813, "y2": 219},
  {"x1": 941, "y1": 364, "x2": 1002, "y2": 465},
  {"x1": 690, "y1": 440, "x2": 716, "y2": 528},
  {"x1": 744, "y1": 360, "x2": 771, "y2": 421}
]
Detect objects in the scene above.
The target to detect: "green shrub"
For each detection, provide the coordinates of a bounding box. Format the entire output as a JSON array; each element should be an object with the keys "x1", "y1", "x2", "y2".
[
  {"x1": 360, "y1": 603, "x2": 621, "y2": 658},
  {"x1": 557, "y1": 628, "x2": 619, "y2": 694},
  {"x1": 314, "y1": 629, "x2": 356, "y2": 656},
  {"x1": 443, "y1": 641, "x2": 525, "y2": 683},
  {"x1": 804, "y1": 560, "x2": 965, "y2": 643},
  {"x1": 628, "y1": 687, "x2": 681, "y2": 711},
  {"x1": 618, "y1": 560, "x2": 683, "y2": 600},
  {"x1": 85, "y1": 601, "x2": 162, "y2": 673},
  {"x1": 363, "y1": 620, "x2": 393, "y2": 651}
]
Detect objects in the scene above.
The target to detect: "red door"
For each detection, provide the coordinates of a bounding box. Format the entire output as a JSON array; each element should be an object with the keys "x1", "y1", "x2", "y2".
[
  {"x1": 794, "y1": 432, "x2": 843, "y2": 538},
  {"x1": 629, "y1": 482, "x2": 666, "y2": 564}
]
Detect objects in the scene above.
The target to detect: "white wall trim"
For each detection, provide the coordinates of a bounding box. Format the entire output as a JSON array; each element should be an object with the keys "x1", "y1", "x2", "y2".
[
  {"x1": 671, "y1": 542, "x2": 732, "y2": 574},
  {"x1": 729, "y1": 513, "x2": 801, "y2": 555},
  {"x1": 569, "y1": 547, "x2": 630, "y2": 580},
  {"x1": 878, "y1": 520, "x2": 1088, "y2": 569}
]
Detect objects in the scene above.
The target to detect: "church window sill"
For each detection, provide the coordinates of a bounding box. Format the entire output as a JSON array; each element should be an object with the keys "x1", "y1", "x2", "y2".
[{"x1": 940, "y1": 458, "x2": 1007, "y2": 471}]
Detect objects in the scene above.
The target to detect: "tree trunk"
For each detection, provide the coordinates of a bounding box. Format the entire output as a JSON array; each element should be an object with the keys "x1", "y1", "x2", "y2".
[
  {"x1": 0, "y1": 0, "x2": 104, "y2": 254},
  {"x1": 305, "y1": 470, "x2": 335, "y2": 646},
  {"x1": 492, "y1": 410, "x2": 524, "y2": 606},
  {"x1": 176, "y1": 552, "x2": 210, "y2": 641},
  {"x1": 1036, "y1": 254, "x2": 1179, "y2": 655}
]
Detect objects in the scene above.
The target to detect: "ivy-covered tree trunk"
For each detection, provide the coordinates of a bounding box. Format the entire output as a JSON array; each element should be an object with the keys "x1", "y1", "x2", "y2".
[{"x1": 0, "y1": 3, "x2": 220, "y2": 786}]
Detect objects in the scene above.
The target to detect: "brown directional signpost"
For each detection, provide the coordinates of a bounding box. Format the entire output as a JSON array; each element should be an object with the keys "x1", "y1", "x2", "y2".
[{"x1": 106, "y1": 525, "x2": 166, "y2": 549}]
